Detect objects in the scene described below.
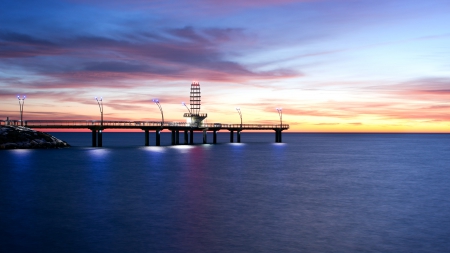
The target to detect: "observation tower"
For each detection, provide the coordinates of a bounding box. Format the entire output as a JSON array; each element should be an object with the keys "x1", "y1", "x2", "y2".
[{"x1": 183, "y1": 81, "x2": 207, "y2": 126}]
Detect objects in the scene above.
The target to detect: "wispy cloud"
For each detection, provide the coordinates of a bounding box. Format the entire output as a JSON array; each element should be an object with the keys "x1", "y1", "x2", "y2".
[
  {"x1": 0, "y1": 26, "x2": 301, "y2": 85},
  {"x1": 1, "y1": 0, "x2": 449, "y2": 131}
]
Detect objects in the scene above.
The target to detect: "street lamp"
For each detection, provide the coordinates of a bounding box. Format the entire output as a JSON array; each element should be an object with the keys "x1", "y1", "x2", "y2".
[
  {"x1": 17, "y1": 95, "x2": 26, "y2": 126},
  {"x1": 182, "y1": 102, "x2": 191, "y2": 114},
  {"x1": 276, "y1": 108, "x2": 282, "y2": 127},
  {"x1": 153, "y1": 99, "x2": 164, "y2": 126},
  {"x1": 236, "y1": 107, "x2": 242, "y2": 128},
  {"x1": 95, "y1": 97, "x2": 103, "y2": 126}
]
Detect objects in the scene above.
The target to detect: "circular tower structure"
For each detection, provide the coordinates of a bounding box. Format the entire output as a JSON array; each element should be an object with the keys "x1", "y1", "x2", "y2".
[
  {"x1": 184, "y1": 81, "x2": 207, "y2": 126},
  {"x1": 190, "y1": 81, "x2": 201, "y2": 115}
]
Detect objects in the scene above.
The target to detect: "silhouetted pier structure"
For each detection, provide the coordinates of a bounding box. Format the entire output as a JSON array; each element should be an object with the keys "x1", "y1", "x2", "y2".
[
  {"x1": 1, "y1": 120, "x2": 289, "y2": 147},
  {"x1": 3, "y1": 81, "x2": 289, "y2": 147}
]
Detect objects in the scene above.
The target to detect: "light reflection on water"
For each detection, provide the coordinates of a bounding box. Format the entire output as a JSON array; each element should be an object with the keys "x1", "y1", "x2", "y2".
[
  {"x1": 10, "y1": 149, "x2": 33, "y2": 154},
  {"x1": 7, "y1": 149, "x2": 33, "y2": 170},
  {"x1": 140, "y1": 146, "x2": 167, "y2": 153},
  {"x1": 229, "y1": 143, "x2": 246, "y2": 146},
  {"x1": 86, "y1": 148, "x2": 111, "y2": 156},
  {"x1": 170, "y1": 145, "x2": 196, "y2": 153}
]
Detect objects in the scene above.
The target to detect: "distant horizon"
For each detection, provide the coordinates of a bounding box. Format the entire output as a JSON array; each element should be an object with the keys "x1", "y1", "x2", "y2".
[
  {"x1": 37, "y1": 129, "x2": 450, "y2": 134},
  {"x1": 3, "y1": 119, "x2": 450, "y2": 134}
]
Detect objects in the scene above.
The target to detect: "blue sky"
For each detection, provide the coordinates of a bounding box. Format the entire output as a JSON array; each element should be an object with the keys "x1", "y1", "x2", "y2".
[{"x1": 1, "y1": 0, "x2": 449, "y2": 131}]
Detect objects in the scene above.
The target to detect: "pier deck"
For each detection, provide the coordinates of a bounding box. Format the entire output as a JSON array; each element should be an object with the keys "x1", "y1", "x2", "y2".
[{"x1": 1, "y1": 120, "x2": 289, "y2": 147}]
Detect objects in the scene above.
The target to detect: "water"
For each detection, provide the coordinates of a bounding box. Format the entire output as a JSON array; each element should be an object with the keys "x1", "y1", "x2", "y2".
[{"x1": 1, "y1": 133, "x2": 450, "y2": 252}]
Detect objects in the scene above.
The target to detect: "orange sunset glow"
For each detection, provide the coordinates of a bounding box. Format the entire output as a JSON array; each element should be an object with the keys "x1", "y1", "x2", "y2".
[{"x1": 1, "y1": 0, "x2": 449, "y2": 132}]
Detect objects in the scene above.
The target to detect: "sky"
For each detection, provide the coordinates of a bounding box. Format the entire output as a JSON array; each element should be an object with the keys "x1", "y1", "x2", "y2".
[{"x1": 1, "y1": 0, "x2": 449, "y2": 132}]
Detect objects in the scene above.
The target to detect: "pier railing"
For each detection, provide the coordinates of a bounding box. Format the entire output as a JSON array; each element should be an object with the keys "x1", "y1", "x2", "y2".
[
  {"x1": 1, "y1": 120, "x2": 21, "y2": 126},
  {"x1": 23, "y1": 120, "x2": 165, "y2": 127},
  {"x1": 20, "y1": 120, "x2": 198, "y2": 128},
  {"x1": 1, "y1": 120, "x2": 289, "y2": 130},
  {"x1": 203, "y1": 123, "x2": 289, "y2": 129},
  {"x1": 183, "y1": 113, "x2": 208, "y2": 118}
]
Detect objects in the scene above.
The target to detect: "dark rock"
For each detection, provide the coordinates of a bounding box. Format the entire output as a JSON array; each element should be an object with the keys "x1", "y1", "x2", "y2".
[
  {"x1": 2, "y1": 143, "x2": 18, "y2": 149},
  {"x1": 0, "y1": 126, "x2": 70, "y2": 149}
]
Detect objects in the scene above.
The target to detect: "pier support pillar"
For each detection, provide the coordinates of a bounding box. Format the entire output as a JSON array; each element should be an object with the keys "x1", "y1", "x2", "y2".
[
  {"x1": 190, "y1": 130, "x2": 194, "y2": 144},
  {"x1": 184, "y1": 130, "x2": 188, "y2": 144},
  {"x1": 171, "y1": 130, "x2": 176, "y2": 145},
  {"x1": 176, "y1": 130, "x2": 180, "y2": 145},
  {"x1": 230, "y1": 130, "x2": 234, "y2": 143},
  {"x1": 156, "y1": 130, "x2": 161, "y2": 146},
  {"x1": 203, "y1": 130, "x2": 207, "y2": 144},
  {"x1": 145, "y1": 129, "x2": 149, "y2": 146},
  {"x1": 237, "y1": 130, "x2": 241, "y2": 143},
  {"x1": 91, "y1": 129, "x2": 97, "y2": 147},
  {"x1": 275, "y1": 130, "x2": 282, "y2": 143},
  {"x1": 98, "y1": 130, "x2": 103, "y2": 147},
  {"x1": 213, "y1": 130, "x2": 217, "y2": 144}
]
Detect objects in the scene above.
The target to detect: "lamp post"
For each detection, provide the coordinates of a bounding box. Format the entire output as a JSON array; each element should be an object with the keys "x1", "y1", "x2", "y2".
[
  {"x1": 182, "y1": 102, "x2": 192, "y2": 128},
  {"x1": 182, "y1": 102, "x2": 191, "y2": 114},
  {"x1": 236, "y1": 107, "x2": 242, "y2": 128},
  {"x1": 17, "y1": 95, "x2": 25, "y2": 126},
  {"x1": 153, "y1": 99, "x2": 164, "y2": 126},
  {"x1": 276, "y1": 108, "x2": 282, "y2": 127},
  {"x1": 95, "y1": 97, "x2": 103, "y2": 126}
]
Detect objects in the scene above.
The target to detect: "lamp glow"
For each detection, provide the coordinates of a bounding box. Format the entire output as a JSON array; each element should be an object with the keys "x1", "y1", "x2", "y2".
[
  {"x1": 17, "y1": 95, "x2": 26, "y2": 126},
  {"x1": 276, "y1": 108, "x2": 283, "y2": 127},
  {"x1": 95, "y1": 96, "x2": 104, "y2": 126},
  {"x1": 236, "y1": 107, "x2": 242, "y2": 128},
  {"x1": 153, "y1": 99, "x2": 164, "y2": 126},
  {"x1": 182, "y1": 102, "x2": 191, "y2": 114}
]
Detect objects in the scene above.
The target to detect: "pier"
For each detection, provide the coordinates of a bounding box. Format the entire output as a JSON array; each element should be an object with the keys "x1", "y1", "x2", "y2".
[
  {"x1": 3, "y1": 81, "x2": 289, "y2": 147},
  {"x1": 1, "y1": 120, "x2": 289, "y2": 147}
]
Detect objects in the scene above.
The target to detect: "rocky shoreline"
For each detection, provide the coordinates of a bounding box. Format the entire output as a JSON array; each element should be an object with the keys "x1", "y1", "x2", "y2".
[{"x1": 0, "y1": 125, "x2": 70, "y2": 149}]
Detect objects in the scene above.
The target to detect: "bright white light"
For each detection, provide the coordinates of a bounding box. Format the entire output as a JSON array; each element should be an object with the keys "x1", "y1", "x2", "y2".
[
  {"x1": 171, "y1": 145, "x2": 194, "y2": 150},
  {"x1": 88, "y1": 148, "x2": 110, "y2": 157},
  {"x1": 141, "y1": 146, "x2": 166, "y2": 153},
  {"x1": 12, "y1": 149, "x2": 32, "y2": 154}
]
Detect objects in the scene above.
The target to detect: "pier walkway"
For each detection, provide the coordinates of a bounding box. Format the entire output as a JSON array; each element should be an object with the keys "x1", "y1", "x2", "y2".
[{"x1": 1, "y1": 120, "x2": 289, "y2": 147}]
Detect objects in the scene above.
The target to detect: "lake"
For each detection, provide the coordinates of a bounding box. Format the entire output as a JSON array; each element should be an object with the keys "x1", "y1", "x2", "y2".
[{"x1": 1, "y1": 132, "x2": 450, "y2": 252}]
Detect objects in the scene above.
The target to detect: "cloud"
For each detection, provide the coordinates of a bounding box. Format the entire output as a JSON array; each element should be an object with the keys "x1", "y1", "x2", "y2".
[
  {"x1": 83, "y1": 61, "x2": 150, "y2": 73},
  {"x1": 0, "y1": 30, "x2": 67, "y2": 58},
  {"x1": 314, "y1": 122, "x2": 340, "y2": 125},
  {"x1": 0, "y1": 89, "x2": 89, "y2": 101},
  {"x1": 275, "y1": 107, "x2": 353, "y2": 118},
  {"x1": 354, "y1": 78, "x2": 450, "y2": 105},
  {"x1": 0, "y1": 27, "x2": 301, "y2": 84},
  {"x1": 0, "y1": 30, "x2": 55, "y2": 47},
  {"x1": 66, "y1": 0, "x2": 318, "y2": 15}
]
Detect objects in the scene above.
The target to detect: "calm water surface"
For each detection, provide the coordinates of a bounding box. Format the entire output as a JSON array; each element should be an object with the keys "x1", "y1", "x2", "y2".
[{"x1": 1, "y1": 133, "x2": 450, "y2": 252}]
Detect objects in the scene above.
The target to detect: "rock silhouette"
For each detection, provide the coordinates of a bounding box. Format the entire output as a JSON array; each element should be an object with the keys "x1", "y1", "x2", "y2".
[{"x1": 0, "y1": 125, "x2": 70, "y2": 149}]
